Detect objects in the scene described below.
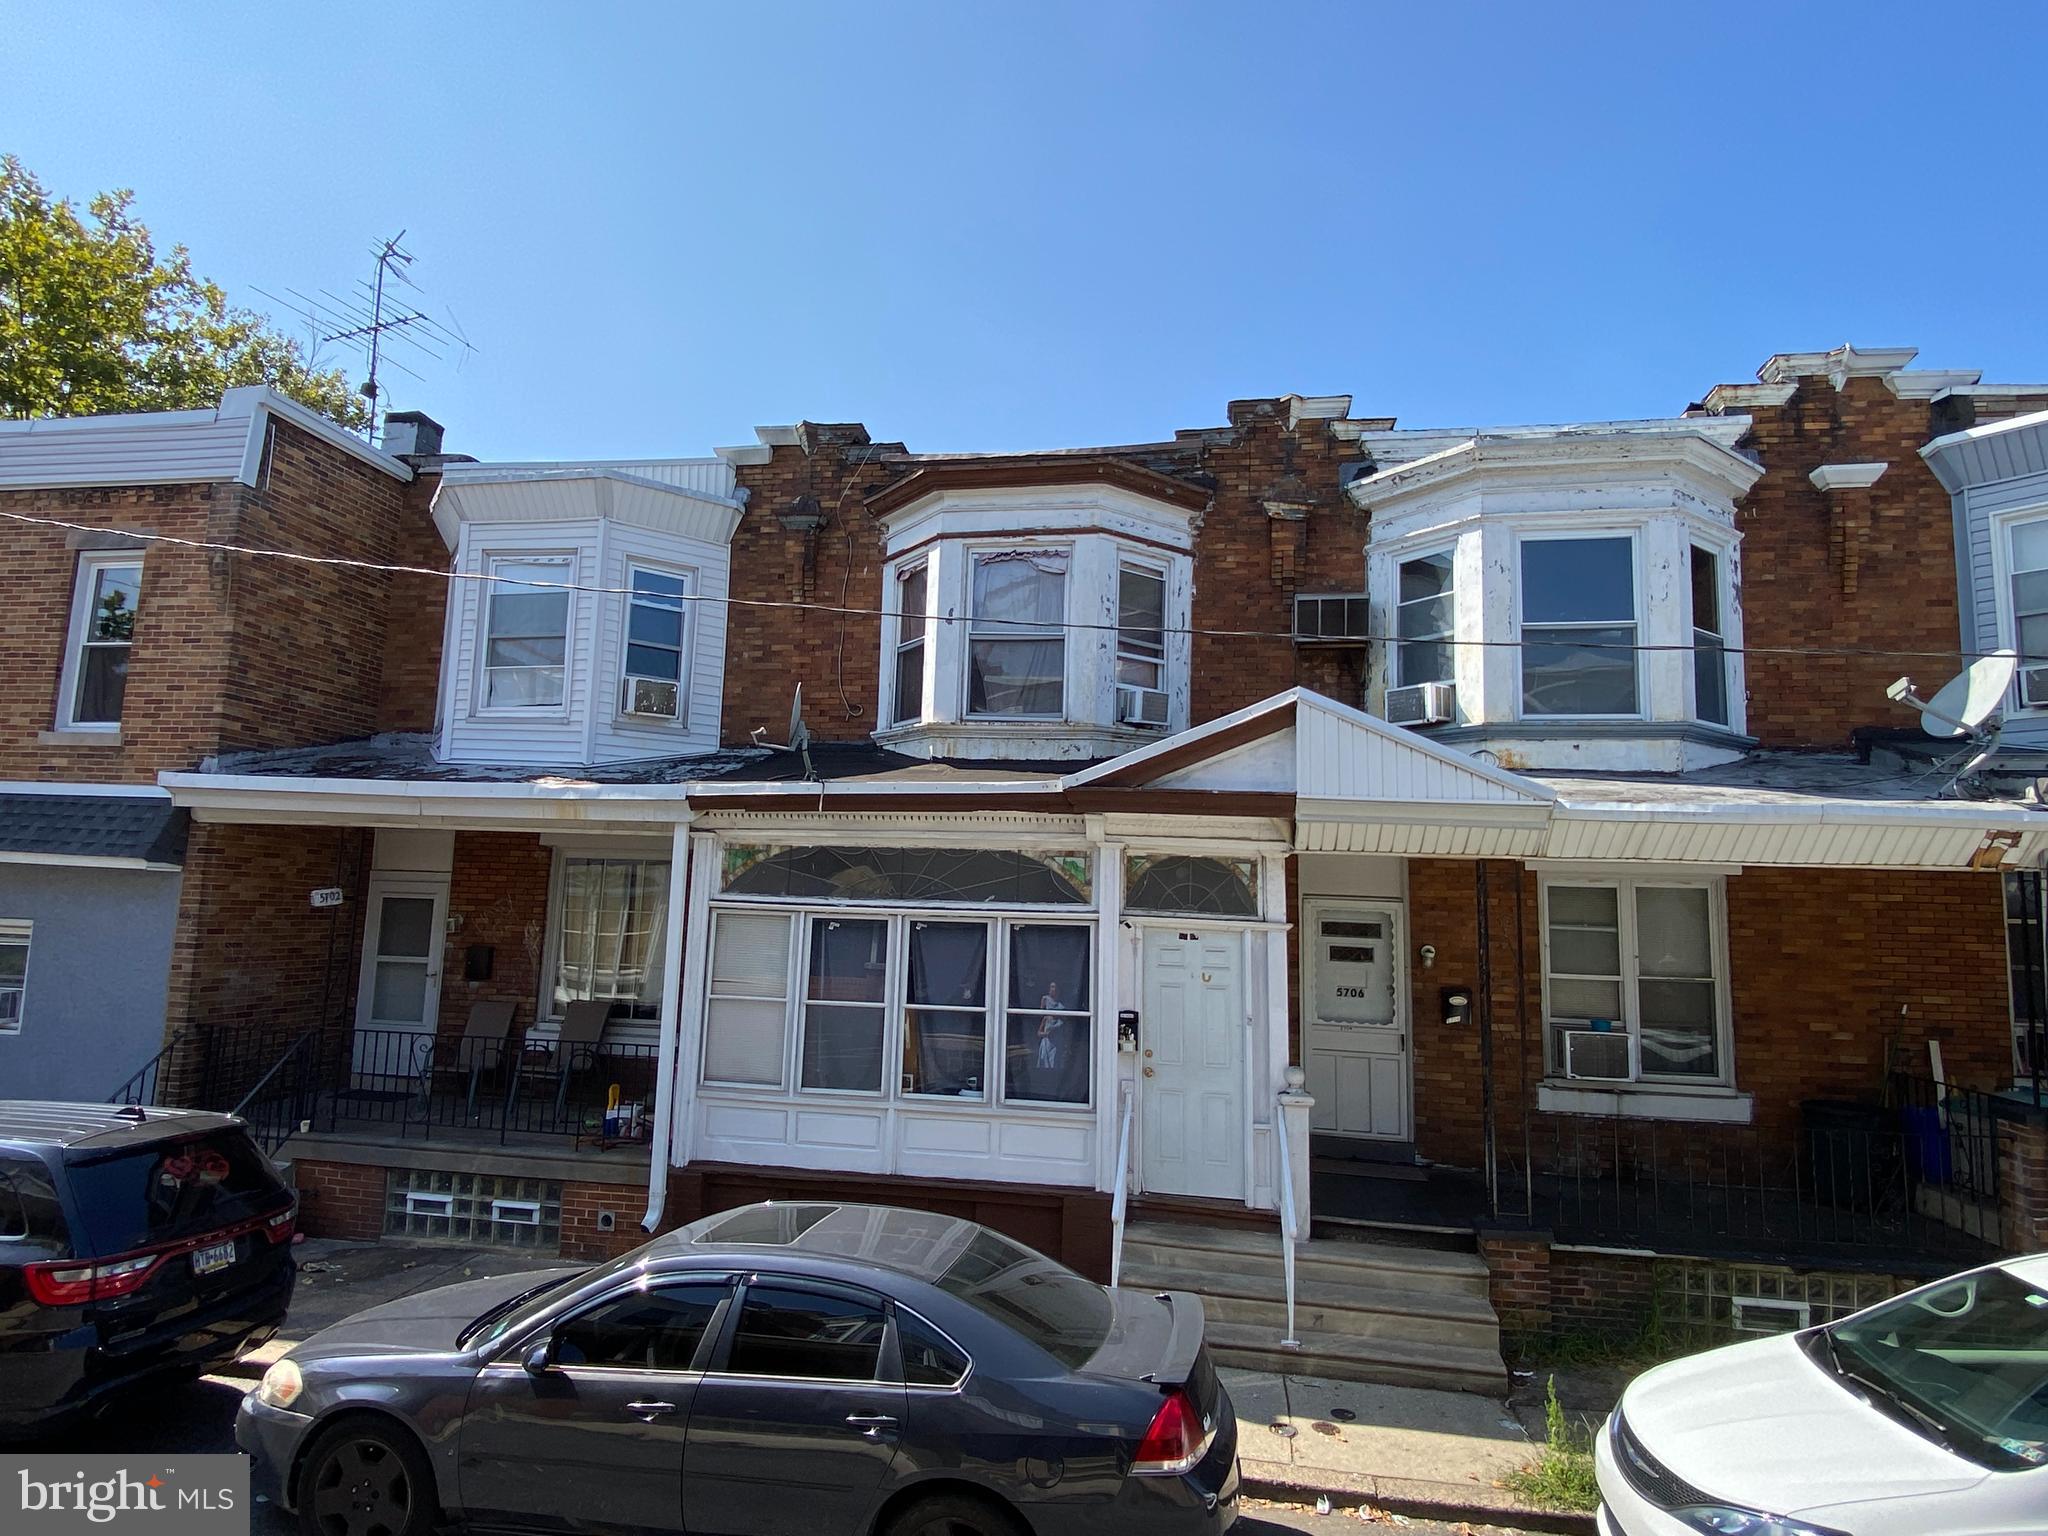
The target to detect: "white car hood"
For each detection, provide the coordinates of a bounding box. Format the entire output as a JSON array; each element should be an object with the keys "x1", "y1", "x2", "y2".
[{"x1": 1621, "y1": 1334, "x2": 1985, "y2": 1516}]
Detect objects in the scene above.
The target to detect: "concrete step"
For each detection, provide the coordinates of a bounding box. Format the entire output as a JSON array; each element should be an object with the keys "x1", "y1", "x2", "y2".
[
  {"x1": 1122, "y1": 1263, "x2": 1501, "y2": 1353},
  {"x1": 1204, "y1": 1320, "x2": 1508, "y2": 1395},
  {"x1": 1122, "y1": 1220, "x2": 1491, "y2": 1298}
]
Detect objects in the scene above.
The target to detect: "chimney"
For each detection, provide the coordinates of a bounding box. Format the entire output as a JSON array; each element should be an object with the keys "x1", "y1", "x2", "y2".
[{"x1": 381, "y1": 411, "x2": 446, "y2": 459}]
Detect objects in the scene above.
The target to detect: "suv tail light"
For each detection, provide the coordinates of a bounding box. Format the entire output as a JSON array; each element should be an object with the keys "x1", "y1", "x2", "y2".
[
  {"x1": 1132, "y1": 1387, "x2": 1215, "y2": 1476},
  {"x1": 24, "y1": 1251, "x2": 163, "y2": 1306},
  {"x1": 263, "y1": 1206, "x2": 296, "y2": 1245}
]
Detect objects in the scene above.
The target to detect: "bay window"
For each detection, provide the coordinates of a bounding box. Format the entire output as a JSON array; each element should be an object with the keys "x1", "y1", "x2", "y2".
[
  {"x1": 968, "y1": 550, "x2": 1067, "y2": 717},
  {"x1": 1520, "y1": 536, "x2": 1638, "y2": 716},
  {"x1": 893, "y1": 561, "x2": 928, "y2": 725},
  {"x1": 1690, "y1": 545, "x2": 1729, "y2": 727},
  {"x1": 60, "y1": 553, "x2": 141, "y2": 729},
  {"x1": 621, "y1": 566, "x2": 690, "y2": 721},
  {"x1": 2010, "y1": 519, "x2": 2048, "y2": 708},
  {"x1": 1543, "y1": 875, "x2": 1726, "y2": 1084},
  {"x1": 701, "y1": 893, "x2": 1092, "y2": 1110},
  {"x1": 482, "y1": 555, "x2": 572, "y2": 709},
  {"x1": 1396, "y1": 551, "x2": 1455, "y2": 687},
  {"x1": 550, "y1": 857, "x2": 670, "y2": 1022}
]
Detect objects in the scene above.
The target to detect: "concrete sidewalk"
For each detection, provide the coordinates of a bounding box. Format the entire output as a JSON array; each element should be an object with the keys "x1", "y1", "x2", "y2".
[{"x1": 1225, "y1": 1368, "x2": 1596, "y2": 1535}]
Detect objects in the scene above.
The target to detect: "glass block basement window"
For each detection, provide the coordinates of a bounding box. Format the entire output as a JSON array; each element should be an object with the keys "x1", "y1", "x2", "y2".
[{"x1": 383, "y1": 1169, "x2": 563, "y2": 1248}]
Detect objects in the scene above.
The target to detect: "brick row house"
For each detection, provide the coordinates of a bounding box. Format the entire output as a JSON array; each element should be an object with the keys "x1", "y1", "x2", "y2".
[{"x1": 10, "y1": 346, "x2": 2048, "y2": 1380}]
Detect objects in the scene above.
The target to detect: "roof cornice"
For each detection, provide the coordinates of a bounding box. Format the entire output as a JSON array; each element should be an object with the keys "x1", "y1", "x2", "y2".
[
  {"x1": 864, "y1": 456, "x2": 1211, "y2": 519},
  {"x1": 1346, "y1": 426, "x2": 1765, "y2": 511}
]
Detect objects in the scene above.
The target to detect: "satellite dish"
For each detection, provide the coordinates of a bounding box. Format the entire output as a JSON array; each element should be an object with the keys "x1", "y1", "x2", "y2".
[
  {"x1": 1888, "y1": 650, "x2": 2017, "y2": 739},
  {"x1": 747, "y1": 684, "x2": 815, "y2": 779}
]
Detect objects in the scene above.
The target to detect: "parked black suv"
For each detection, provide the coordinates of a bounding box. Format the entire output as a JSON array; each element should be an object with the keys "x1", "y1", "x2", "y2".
[{"x1": 0, "y1": 1101, "x2": 297, "y2": 1436}]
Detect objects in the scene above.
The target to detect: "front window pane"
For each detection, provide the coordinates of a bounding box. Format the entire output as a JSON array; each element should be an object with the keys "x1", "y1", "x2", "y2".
[
  {"x1": 803, "y1": 918, "x2": 887, "y2": 1091},
  {"x1": 1397, "y1": 553, "x2": 1455, "y2": 687},
  {"x1": 705, "y1": 912, "x2": 791, "y2": 1086},
  {"x1": 1691, "y1": 546, "x2": 1728, "y2": 726},
  {"x1": 72, "y1": 561, "x2": 141, "y2": 724},
  {"x1": 88, "y1": 564, "x2": 142, "y2": 642},
  {"x1": 1005, "y1": 926, "x2": 1090, "y2": 1104},
  {"x1": 1521, "y1": 626, "x2": 1638, "y2": 715},
  {"x1": 75, "y1": 648, "x2": 129, "y2": 724},
  {"x1": 1117, "y1": 566, "x2": 1166, "y2": 690},
  {"x1": 904, "y1": 921, "x2": 988, "y2": 1098},
  {"x1": 894, "y1": 564, "x2": 928, "y2": 725},
  {"x1": 970, "y1": 552, "x2": 1065, "y2": 716},
  {"x1": 1636, "y1": 887, "x2": 1717, "y2": 1078},
  {"x1": 553, "y1": 859, "x2": 670, "y2": 1019},
  {"x1": 1522, "y1": 538, "x2": 1634, "y2": 624},
  {"x1": 486, "y1": 558, "x2": 571, "y2": 708}
]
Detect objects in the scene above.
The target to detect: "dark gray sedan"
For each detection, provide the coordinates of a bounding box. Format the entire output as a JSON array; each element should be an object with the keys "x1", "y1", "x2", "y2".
[{"x1": 237, "y1": 1202, "x2": 1238, "y2": 1536}]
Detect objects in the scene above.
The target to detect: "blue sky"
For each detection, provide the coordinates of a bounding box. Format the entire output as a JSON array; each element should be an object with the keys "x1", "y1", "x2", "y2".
[{"x1": 11, "y1": 3, "x2": 2047, "y2": 461}]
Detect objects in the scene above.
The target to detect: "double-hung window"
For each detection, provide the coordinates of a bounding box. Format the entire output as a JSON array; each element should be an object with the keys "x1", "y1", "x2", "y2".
[
  {"x1": 1116, "y1": 563, "x2": 1167, "y2": 694},
  {"x1": 1520, "y1": 536, "x2": 1638, "y2": 716},
  {"x1": 892, "y1": 562, "x2": 928, "y2": 726},
  {"x1": 1544, "y1": 877, "x2": 1725, "y2": 1083},
  {"x1": 1396, "y1": 552, "x2": 1455, "y2": 687},
  {"x1": 701, "y1": 900, "x2": 1092, "y2": 1110},
  {"x1": 1690, "y1": 545, "x2": 1729, "y2": 727},
  {"x1": 482, "y1": 555, "x2": 572, "y2": 709},
  {"x1": 621, "y1": 567, "x2": 689, "y2": 721},
  {"x1": 968, "y1": 550, "x2": 1066, "y2": 717},
  {"x1": 60, "y1": 554, "x2": 141, "y2": 728},
  {"x1": 0, "y1": 922, "x2": 29, "y2": 1033},
  {"x1": 2010, "y1": 520, "x2": 2048, "y2": 709},
  {"x1": 550, "y1": 857, "x2": 670, "y2": 1022}
]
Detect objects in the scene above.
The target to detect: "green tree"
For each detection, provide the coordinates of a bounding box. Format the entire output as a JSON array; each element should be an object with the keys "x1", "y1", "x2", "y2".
[{"x1": 0, "y1": 155, "x2": 369, "y2": 429}]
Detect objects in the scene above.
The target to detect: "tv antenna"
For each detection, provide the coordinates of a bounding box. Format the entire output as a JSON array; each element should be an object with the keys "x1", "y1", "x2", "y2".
[
  {"x1": 254, "y1": 231, "x2": 477, "y2": 444},
  {"x1": 749, "y1": 684, "x2": 816, "y2": 779},
  {"x1": 1888, "y1": 648, "x2": 2018, "y2": 792}
]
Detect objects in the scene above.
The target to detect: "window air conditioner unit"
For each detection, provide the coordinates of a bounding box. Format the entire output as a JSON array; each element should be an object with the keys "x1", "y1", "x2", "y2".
[
  {"x1": 1293, "y1": 593, "x2": 1371, "y2": 646},
  {"x1": 1562, "y1": 1029, "x2": 1634, "y2": 1082},
  {"x1": 1117, "y1": 685, "x2": 1169, "y2": 727},
  {"x1": 1385, "y1": 681, "x2": 1456, "y2": 727}
]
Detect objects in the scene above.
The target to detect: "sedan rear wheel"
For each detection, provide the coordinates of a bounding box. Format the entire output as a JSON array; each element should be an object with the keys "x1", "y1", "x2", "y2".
[
  {"x1": 885, "y1": 1491, "x2": 1026, "y2": 1536},
  {"x1": 299, "y1": 1421, "x2": 436, "y2": 1536}
]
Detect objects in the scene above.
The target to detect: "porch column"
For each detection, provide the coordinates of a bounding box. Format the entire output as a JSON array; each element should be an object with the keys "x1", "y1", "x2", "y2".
[
  {"x1": 1261, "y1": 852, "x2": 1294, "y2": 1210},
  {"x1": 1094, "y1": 833, "x2": 1125, "y2": 1193},
  {"x1": 642, "y1": 822, "x2": 698, "y2": 1232}
]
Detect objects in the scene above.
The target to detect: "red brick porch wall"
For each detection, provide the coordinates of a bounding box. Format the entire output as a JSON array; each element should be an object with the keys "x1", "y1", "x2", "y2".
[
  {"x1": 435, "y1": 831, "x2": 555, "y2": 1041},
  {"x1": 1407, "y1": 860, "x2": 2013, "y2": 1168}
]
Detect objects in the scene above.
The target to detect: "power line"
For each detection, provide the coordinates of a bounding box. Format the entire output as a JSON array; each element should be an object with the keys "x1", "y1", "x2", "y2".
[{"x1": 0, "y1": 505, "x2": 2013, "y2": 666}]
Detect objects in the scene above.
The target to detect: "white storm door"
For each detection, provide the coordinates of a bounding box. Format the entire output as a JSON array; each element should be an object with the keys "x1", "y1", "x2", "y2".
[
  {"x1": 1139, "y1": 928, "x2": 1246, "y2": 1201},
  {"x1": 352, "y1": 877, "x2": 449, "y2": 1080},
  {"x1": 1303, "y1": 902, "x2": 1407, "y2": 1140}
]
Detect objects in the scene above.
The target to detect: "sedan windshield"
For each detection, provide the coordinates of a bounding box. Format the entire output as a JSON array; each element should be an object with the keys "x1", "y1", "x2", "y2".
[{"x1": 1818, "y1": 1265, "x2": 2048, "y2": 1471}]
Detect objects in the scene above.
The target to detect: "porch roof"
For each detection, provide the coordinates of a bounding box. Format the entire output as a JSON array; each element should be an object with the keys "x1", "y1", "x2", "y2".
[
  {"x1": 158, "y1": 692, "x2": 2048, "y2": 870},
  {"x1": 0, "y1": 787, "x2": 187, "y2": 870}
]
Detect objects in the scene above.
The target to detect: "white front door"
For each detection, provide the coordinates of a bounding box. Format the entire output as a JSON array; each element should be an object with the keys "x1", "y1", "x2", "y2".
[
  {"x1": 352, "y1": 876, "x2": 449, "y2": 1082},
  {"x1": 1139, "y1": 927, "x2": 1246, "y2": 1201},
  {"x1": 1303, "y1": 901, "x2": 1408, "y2": 1140}
]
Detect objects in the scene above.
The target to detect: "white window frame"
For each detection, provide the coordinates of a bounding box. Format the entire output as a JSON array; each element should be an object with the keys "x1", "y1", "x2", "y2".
[
  {"x1": 617, "y1": 562, "x2": 694, "y2": 726},
  {"x1": 57, "y1": 551, "x2": 143, "y2": 731},
  {"x1": 702, "y1": 902, "x2": 1094, "y2": 1112},
  {"x1": 541, "y1": 851, "x2": 672, "y2": 1028},
  {"x1": 1114, "y1": 557, "x2": 1169, "y2": 693},
  {"x1": 1996, "y1": 509, "x2": 2048, "y2": 713},
  {"x1": 0, "y1": 921, "x2": 29, "y2": 1035},
  {"x1": 1394, "y1": 546, "x2": 1457, "y2": 689},
  {"x1": 1515, "y1": 530, "x2": 1643, "y2": 721},
  {"x1": 965, "y1": 546, "x2": 1070, "y2": 720},
  {"x1": 890, "y1": 559, "x2": 930, "y2": 727},
  {"x1": 476, "y1": 552, "x2": 575, "y2": 716},
  {"x1": 1688, "y1": 541, "x2": 1732, "y2": 728},
  {"x1": 1538, "y1": 873, "x2": 1732, "y2": 1088}
]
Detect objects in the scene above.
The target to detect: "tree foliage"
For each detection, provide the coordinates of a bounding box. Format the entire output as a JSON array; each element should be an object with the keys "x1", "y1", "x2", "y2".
[{"x1": 0, "y1": 156, "x2": 369, "y2": 429}]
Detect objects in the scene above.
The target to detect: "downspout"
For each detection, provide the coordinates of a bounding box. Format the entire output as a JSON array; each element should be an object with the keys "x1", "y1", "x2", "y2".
[{"x1": 642, "y1": 819, "x2": 693, "y2": 1231}]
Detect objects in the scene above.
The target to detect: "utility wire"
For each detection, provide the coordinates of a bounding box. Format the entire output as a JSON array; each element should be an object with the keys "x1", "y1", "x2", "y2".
[{"x1": 0, "y1": 505, "x2": 2012, "y2": 665}]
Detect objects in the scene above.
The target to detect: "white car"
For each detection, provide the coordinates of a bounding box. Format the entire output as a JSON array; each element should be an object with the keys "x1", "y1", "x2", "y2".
[{"x1": 1597, "y1": 1252, "x2": 2048, "y2": 1535}]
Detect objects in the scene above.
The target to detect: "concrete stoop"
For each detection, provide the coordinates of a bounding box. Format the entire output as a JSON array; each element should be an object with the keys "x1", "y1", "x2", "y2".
[{"x1": 1119, "y1": 1219, "x2": 1508, "y2": 1394}]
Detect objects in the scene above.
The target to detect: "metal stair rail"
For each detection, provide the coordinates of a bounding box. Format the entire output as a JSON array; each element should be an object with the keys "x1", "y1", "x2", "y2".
[
  {"x1": 227, "y1": 1028, "x2": 323, "y2": 1157},
  {"x1": 1109, "y1": 1079, "x2": 1135, "y2": 1286},
  {"x1": 105, "y1": 1029, "x2": 187, "y2": 1107},
  {"x1": 1273, "y1": 1085, "x2": 1302, "y2": 1349}
]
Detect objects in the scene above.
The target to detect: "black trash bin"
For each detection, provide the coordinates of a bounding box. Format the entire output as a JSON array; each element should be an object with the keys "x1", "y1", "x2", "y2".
[{"x1": 1802, "y1": 1098, "x2": 1894, "y2": 1210}]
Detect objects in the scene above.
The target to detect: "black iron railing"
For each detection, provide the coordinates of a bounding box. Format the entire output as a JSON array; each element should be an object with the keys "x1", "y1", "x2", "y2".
[
  {"x1": 313, "y1": 1026, "x2": 661, "y2": 1145},
  {"x1": 105, "y1": 1028, "x2": 187, "y2": 1107},
  {"x1": 1517, "y1": 1073, "x2": 2004, "y2": 1260}
]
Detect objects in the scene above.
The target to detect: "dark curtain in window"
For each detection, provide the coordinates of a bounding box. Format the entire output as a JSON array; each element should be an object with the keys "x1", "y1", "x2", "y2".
[
  {"x1": 908, "y1": 922, "x2": 988, "y2": 1095},
  {"x1": 1005, "y1": 926, "x2": 1090, "y2": 1104}
]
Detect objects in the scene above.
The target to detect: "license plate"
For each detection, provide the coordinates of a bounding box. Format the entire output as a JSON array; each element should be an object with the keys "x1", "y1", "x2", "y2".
[{"x1": 191, "y1": 1238, "x2": 237, "y2": 1275}]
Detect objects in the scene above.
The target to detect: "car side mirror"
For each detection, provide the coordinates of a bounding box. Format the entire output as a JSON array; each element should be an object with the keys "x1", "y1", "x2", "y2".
[{"x1": 523, "y1": 1340, "x2": 554, "y2": 1375}]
